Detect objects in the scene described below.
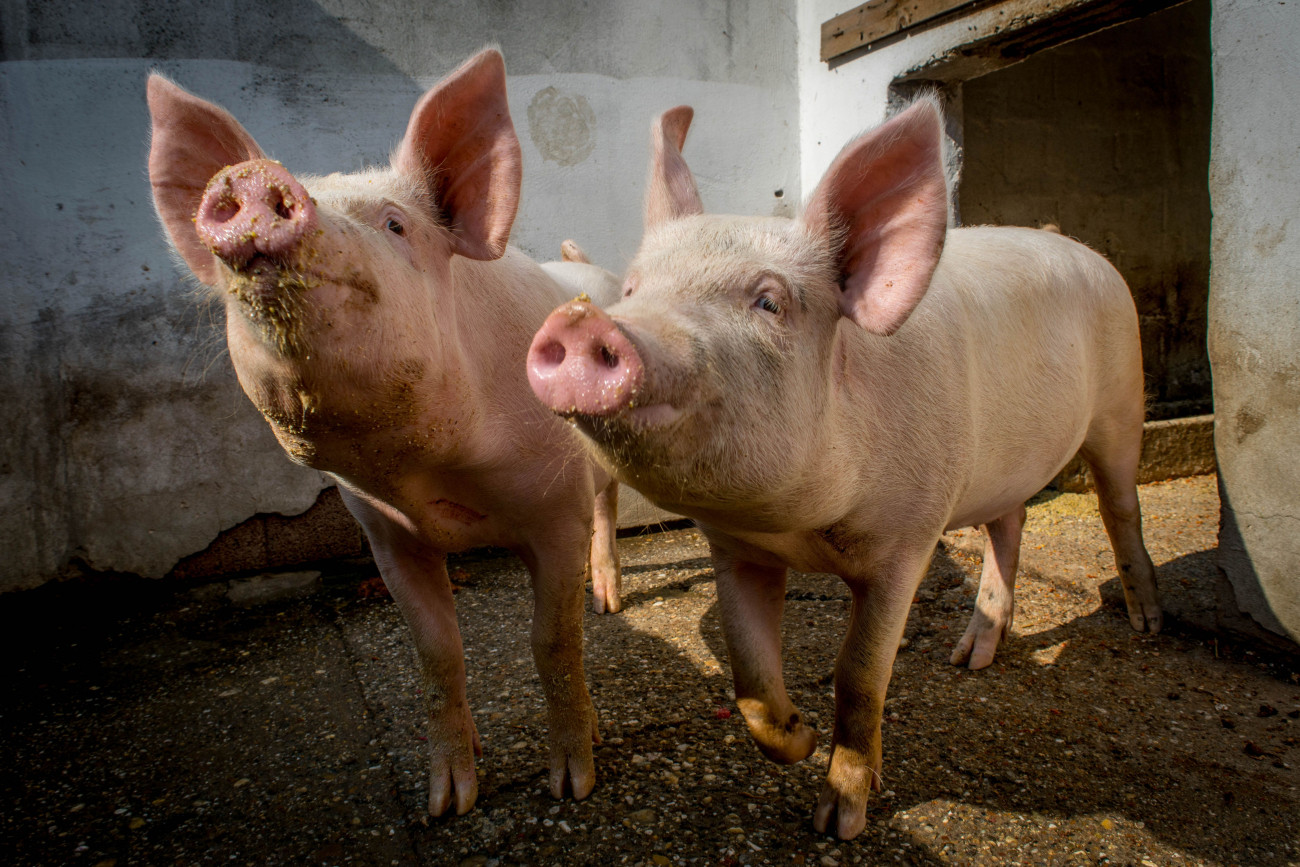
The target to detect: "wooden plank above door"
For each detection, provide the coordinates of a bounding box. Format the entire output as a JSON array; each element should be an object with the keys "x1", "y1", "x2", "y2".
[{"x1": 821, "y1": 0, "x2": 987, "y2": 61}]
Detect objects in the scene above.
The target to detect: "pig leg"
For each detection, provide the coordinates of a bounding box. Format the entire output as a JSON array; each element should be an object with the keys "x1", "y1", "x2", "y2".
[
  {"x1": 816, "y1": 544, "x2": 935, "y2": 840},
  {"x1": 710, "y1": 543, "x2": 818, "y2": 764},
  {"x1": 370, "y1": 544, "x2": 482, "y2": 817},
  {"x1": 1081, "y1": 427, "x2": 1161, "y2": 633},
  {"x1": 589, "y1": 479, "x2": 622, "y2": 614},
  {"x1": 950, "y1": 505, "x2": 1028, "y2": 670},
  {"x1": 519, "y1": 537, "x2": 601, "y2": 800}
]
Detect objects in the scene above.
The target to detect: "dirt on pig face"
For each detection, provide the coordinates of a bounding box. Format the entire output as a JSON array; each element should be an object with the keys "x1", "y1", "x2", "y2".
[
  {"x1": 217, "y1": 171, "x2": 460, "y2": 466},
  {"x1": 217, "y1": 170, "x2": 440, "y2": 359}
]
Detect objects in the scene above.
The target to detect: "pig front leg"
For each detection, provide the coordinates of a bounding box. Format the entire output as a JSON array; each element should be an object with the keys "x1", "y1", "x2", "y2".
[
  {"x1": 816, "y1": 544, "x2": 936, "y2": 840},
  {"x1": 710, "y1": 543, "x2": 819, "y2": 764},
  {"x1": 371, "y1": 543, "x2": 482, "y2": 817},
  {"x1": 520, "y1": 535, "x2": 601, "y2": 799},
  {"x1": 589, "y1": 479, "x2": 622, "y2": 614},
  {"x1": 950, "y1": 505, "x2": 1027, "y2": 670}
]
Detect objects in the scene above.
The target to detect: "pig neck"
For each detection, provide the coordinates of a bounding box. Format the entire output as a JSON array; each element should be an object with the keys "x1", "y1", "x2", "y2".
[
  {"x1": 820, "y1": 302, "x2": 970, "y2": 528},
  {"x1": 441, "y1": 250, "x2": 572, "y2": 439}
]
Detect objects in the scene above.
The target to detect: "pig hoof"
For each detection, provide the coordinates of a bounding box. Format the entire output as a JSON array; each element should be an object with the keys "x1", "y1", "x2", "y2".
[
  {"x1": 950, "y1": 622, "x2": 1005, "y2": 670},
  {"x1": 737, "y1": 700, "x2": 818, "y2": 764},
  {"x1": 549, "y1": 754, "x2": 597, "y2": 800},
  {"x1": 1129, "y1": 604, "x2": 1163, "y2": 634},
  {"x1": 427, "y1": 758, "x2": 479, "y2": 817},
  {"x1": 591, "y1": 572, "x2": 622, "y2": 614},
  {"x1": 813, "y1": 783, "x2": 869, "y2": 840}
]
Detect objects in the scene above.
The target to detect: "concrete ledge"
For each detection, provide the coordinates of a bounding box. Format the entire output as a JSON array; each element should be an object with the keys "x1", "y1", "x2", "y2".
[
  {"x1": 168, "y1": 487, "x2": 366, "y2": 581},
  {"x1": 169, "y1": 483, "x2": 680, "y2": 582},
  {"x1": 1052, "y1": 414, "x2": 1216, "y2": 493}
]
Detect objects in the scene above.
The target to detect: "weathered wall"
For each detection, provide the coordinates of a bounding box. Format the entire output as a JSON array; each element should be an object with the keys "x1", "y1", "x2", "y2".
[
  {"x1": 1207, "y1": 0, "x2": 1300, "y2": 645},
  {"x1": 0, "y1": 0, "x2": 799, "y2": 591},
  {"x1": 961, "y1": 0, "x2": 1213, "y2": 416}
]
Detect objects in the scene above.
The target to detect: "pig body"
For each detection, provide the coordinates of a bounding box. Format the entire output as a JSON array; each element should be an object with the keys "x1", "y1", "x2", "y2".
[
  {"x1": 527, "y1": 101, "x2": 1160, "y2": 838},
  {"x1": 148, "y1": 50, "x2": 620, "y2": 818}
]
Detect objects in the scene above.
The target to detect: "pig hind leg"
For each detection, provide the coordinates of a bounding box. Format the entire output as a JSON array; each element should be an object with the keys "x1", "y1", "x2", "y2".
[
  {"x1": 1080, "y1": 416, "x2": 1161, "y2": 633},
  {"x1": 950, "y1": 505, "x2": 1028, "y2": 670},
  {"x1": 519, "y1": 533, "x2": 601, "y2": 801},
  {"x1": 589, "y1": 479, "x2": 622, "y2": 614}
]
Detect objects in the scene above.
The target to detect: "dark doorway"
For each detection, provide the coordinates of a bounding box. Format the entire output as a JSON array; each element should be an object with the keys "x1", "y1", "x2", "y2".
[{"x1": 954, "y1": 0, "x2": 1213, "y2": 419}]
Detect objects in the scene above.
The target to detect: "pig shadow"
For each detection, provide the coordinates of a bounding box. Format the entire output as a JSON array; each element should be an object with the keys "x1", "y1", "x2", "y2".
[
  {"x1": 673, "y1": 542, "x2": 1296, "y2": 865},
  {"x1": 5, "y1": 539, "x2": 1287, "y2": 865}
]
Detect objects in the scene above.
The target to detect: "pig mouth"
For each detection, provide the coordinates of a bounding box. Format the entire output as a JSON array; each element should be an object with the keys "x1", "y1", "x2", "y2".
[
  {"x1": 622, "y1": 401, "x2": 682, "y2": 428},
  {"x1": 226, "y1": 255, "x2": 321, "y2": 355},
  {"x1": 231, "y1": 255, "x2": 315, "y2": 296}
]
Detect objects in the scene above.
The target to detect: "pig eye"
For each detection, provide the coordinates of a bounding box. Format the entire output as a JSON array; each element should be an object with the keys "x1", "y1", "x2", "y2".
[
  {"x1": 385, "y1": 217, "x2": 406, "y2": 237},
  {"x1": 755, "y1": 295, "x2": 782, "y2": 315}
]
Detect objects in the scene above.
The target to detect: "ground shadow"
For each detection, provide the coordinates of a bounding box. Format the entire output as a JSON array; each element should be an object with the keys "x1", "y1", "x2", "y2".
[{"x1": 683, "y1": 541, "x2": 1298, "y2": 865}]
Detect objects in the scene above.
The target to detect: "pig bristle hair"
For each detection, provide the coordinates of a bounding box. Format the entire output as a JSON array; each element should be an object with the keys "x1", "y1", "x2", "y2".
[{"x1": 888, "y1": 91, "x2": 957, "y2": 227}]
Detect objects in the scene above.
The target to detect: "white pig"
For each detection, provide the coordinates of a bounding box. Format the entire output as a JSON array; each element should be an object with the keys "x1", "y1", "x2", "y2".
[
  {"x1": 147, "y1": 49, "x2": 622, "y2": 818},
  {"x1": 526, "y1": 100, "x2": 1161, "y2": 838}
]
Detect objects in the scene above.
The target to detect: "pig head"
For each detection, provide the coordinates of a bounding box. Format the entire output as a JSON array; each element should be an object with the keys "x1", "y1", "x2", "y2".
[
  {"x1": 528, "y1": 100, "x2": 1160, "y2": 838},
  {"x1": 148, "y1": 48, "x2": 620, "y2": 818}
]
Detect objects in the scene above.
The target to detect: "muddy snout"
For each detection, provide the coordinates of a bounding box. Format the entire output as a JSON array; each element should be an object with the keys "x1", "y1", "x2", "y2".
[
  {"x1": 528, "y1": 301, "x2": 644, "y2": 417},
  {"x1": 195, "y1": 159, "x2": 316, "y2": 271}
]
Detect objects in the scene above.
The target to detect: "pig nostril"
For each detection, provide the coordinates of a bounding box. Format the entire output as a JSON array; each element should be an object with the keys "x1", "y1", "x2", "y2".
[
  {"x1": 537, "y1": 341, "x2": 566, "y2": 367},
  {"x1": 210, "y1": 196, "x2": 240, "y2": 223},
  {"x1": 272, "y1": 193, "x2": 293, "y2": 220},
  {"x1": 599, "y1": 345, "x2": 620, "y2": 369}
]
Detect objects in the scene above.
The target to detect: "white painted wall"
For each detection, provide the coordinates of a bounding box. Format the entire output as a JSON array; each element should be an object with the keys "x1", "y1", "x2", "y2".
[
  {"x1": 0, "y1": 0, "x2": 798, "y2": 591},
  {"x1": 1207, "y1": 0, "x2": 1300, "y2": 643},
  {"x1": 795, "y1": 0, "x2": 1071, "y2": 195}
]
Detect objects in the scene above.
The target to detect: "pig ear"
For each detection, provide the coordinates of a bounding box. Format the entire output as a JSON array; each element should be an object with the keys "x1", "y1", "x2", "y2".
[
  {"x1": 147, "y1": 74, "x2": 266, "y2": 284},
  {"x1": 644, "y1": 106, "x2": 703, "y2": 230},
  {"x1": 393, "y1": 48, "x2": 521, "y2": 261},
  {"x1": 802, "y1": 99, "x2": 949, "y2": 336}
]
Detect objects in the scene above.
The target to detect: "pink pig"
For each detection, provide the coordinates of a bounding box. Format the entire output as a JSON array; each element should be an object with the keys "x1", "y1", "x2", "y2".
[
  {"x1": 147, "y1": 49, "x2": 623, "y2": 817},
  {"x1": 527, "y1": 100, "x2": 1161, "y2": 838}
]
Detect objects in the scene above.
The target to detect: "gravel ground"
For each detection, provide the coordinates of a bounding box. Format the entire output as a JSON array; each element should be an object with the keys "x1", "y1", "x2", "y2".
[{"x1": 2, "y1": 473, "x2": 1297, "y2": 866}]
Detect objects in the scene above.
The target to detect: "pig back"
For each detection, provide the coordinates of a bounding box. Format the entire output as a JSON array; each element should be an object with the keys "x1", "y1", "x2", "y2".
[{"x1": 851, "y1": 225, "x2": 1141, "y2": 530}]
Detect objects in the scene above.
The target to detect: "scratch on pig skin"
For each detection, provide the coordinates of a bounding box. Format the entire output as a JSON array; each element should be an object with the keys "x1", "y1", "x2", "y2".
[{"x1": 429, "y1": 499, "x2": 487, "y2": 524}]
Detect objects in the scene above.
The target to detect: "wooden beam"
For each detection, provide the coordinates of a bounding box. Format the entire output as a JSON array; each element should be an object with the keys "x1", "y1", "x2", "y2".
[{"x1": 821, "y1": 0, "x2": 986, "y2": 61}]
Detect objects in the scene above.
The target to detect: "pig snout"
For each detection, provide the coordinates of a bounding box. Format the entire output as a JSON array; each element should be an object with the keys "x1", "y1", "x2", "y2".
[
  {"x1": 195, "y1": 159, "x2": 316, "y2": 270},
  {"x1": 528, "y1": 301, "x2": 644, "y2": 417}
]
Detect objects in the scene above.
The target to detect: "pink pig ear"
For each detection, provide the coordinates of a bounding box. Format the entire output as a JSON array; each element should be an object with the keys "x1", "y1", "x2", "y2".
[
  {"x1": 393, "y1": 48, "x2": 521, "y2": 261},
  {"x1": 147, "y1": 74, "x2": 266, "y2": 285},
  {"x1": 802, "y1": 99, "x2": 949, "y2": 336},
  {"x1": 644, "y1": 106, "x2": 703, "y2": 230}
]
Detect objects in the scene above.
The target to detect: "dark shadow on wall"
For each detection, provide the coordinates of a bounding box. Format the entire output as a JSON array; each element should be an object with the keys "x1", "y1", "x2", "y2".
[
  {"x1": 1215, "y1": 483, "x2": 1300, "y2": 656},
  {"x1": 2, "y1": 0, "x2": 406, "y2": 76}
]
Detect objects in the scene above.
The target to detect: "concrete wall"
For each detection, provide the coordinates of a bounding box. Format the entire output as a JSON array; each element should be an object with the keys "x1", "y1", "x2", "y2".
[
  {"x1": 1208, "y1": 0, "x2": 1300, "y2": 645},
  {"x1": 0, "y1": 0, "x2": 799, "y2": 591}
]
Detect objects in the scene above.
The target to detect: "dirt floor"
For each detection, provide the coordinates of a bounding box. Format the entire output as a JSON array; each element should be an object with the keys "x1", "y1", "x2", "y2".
[{"x1": 2, "y1": 473, "x2": 1297, "y2": 866}]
